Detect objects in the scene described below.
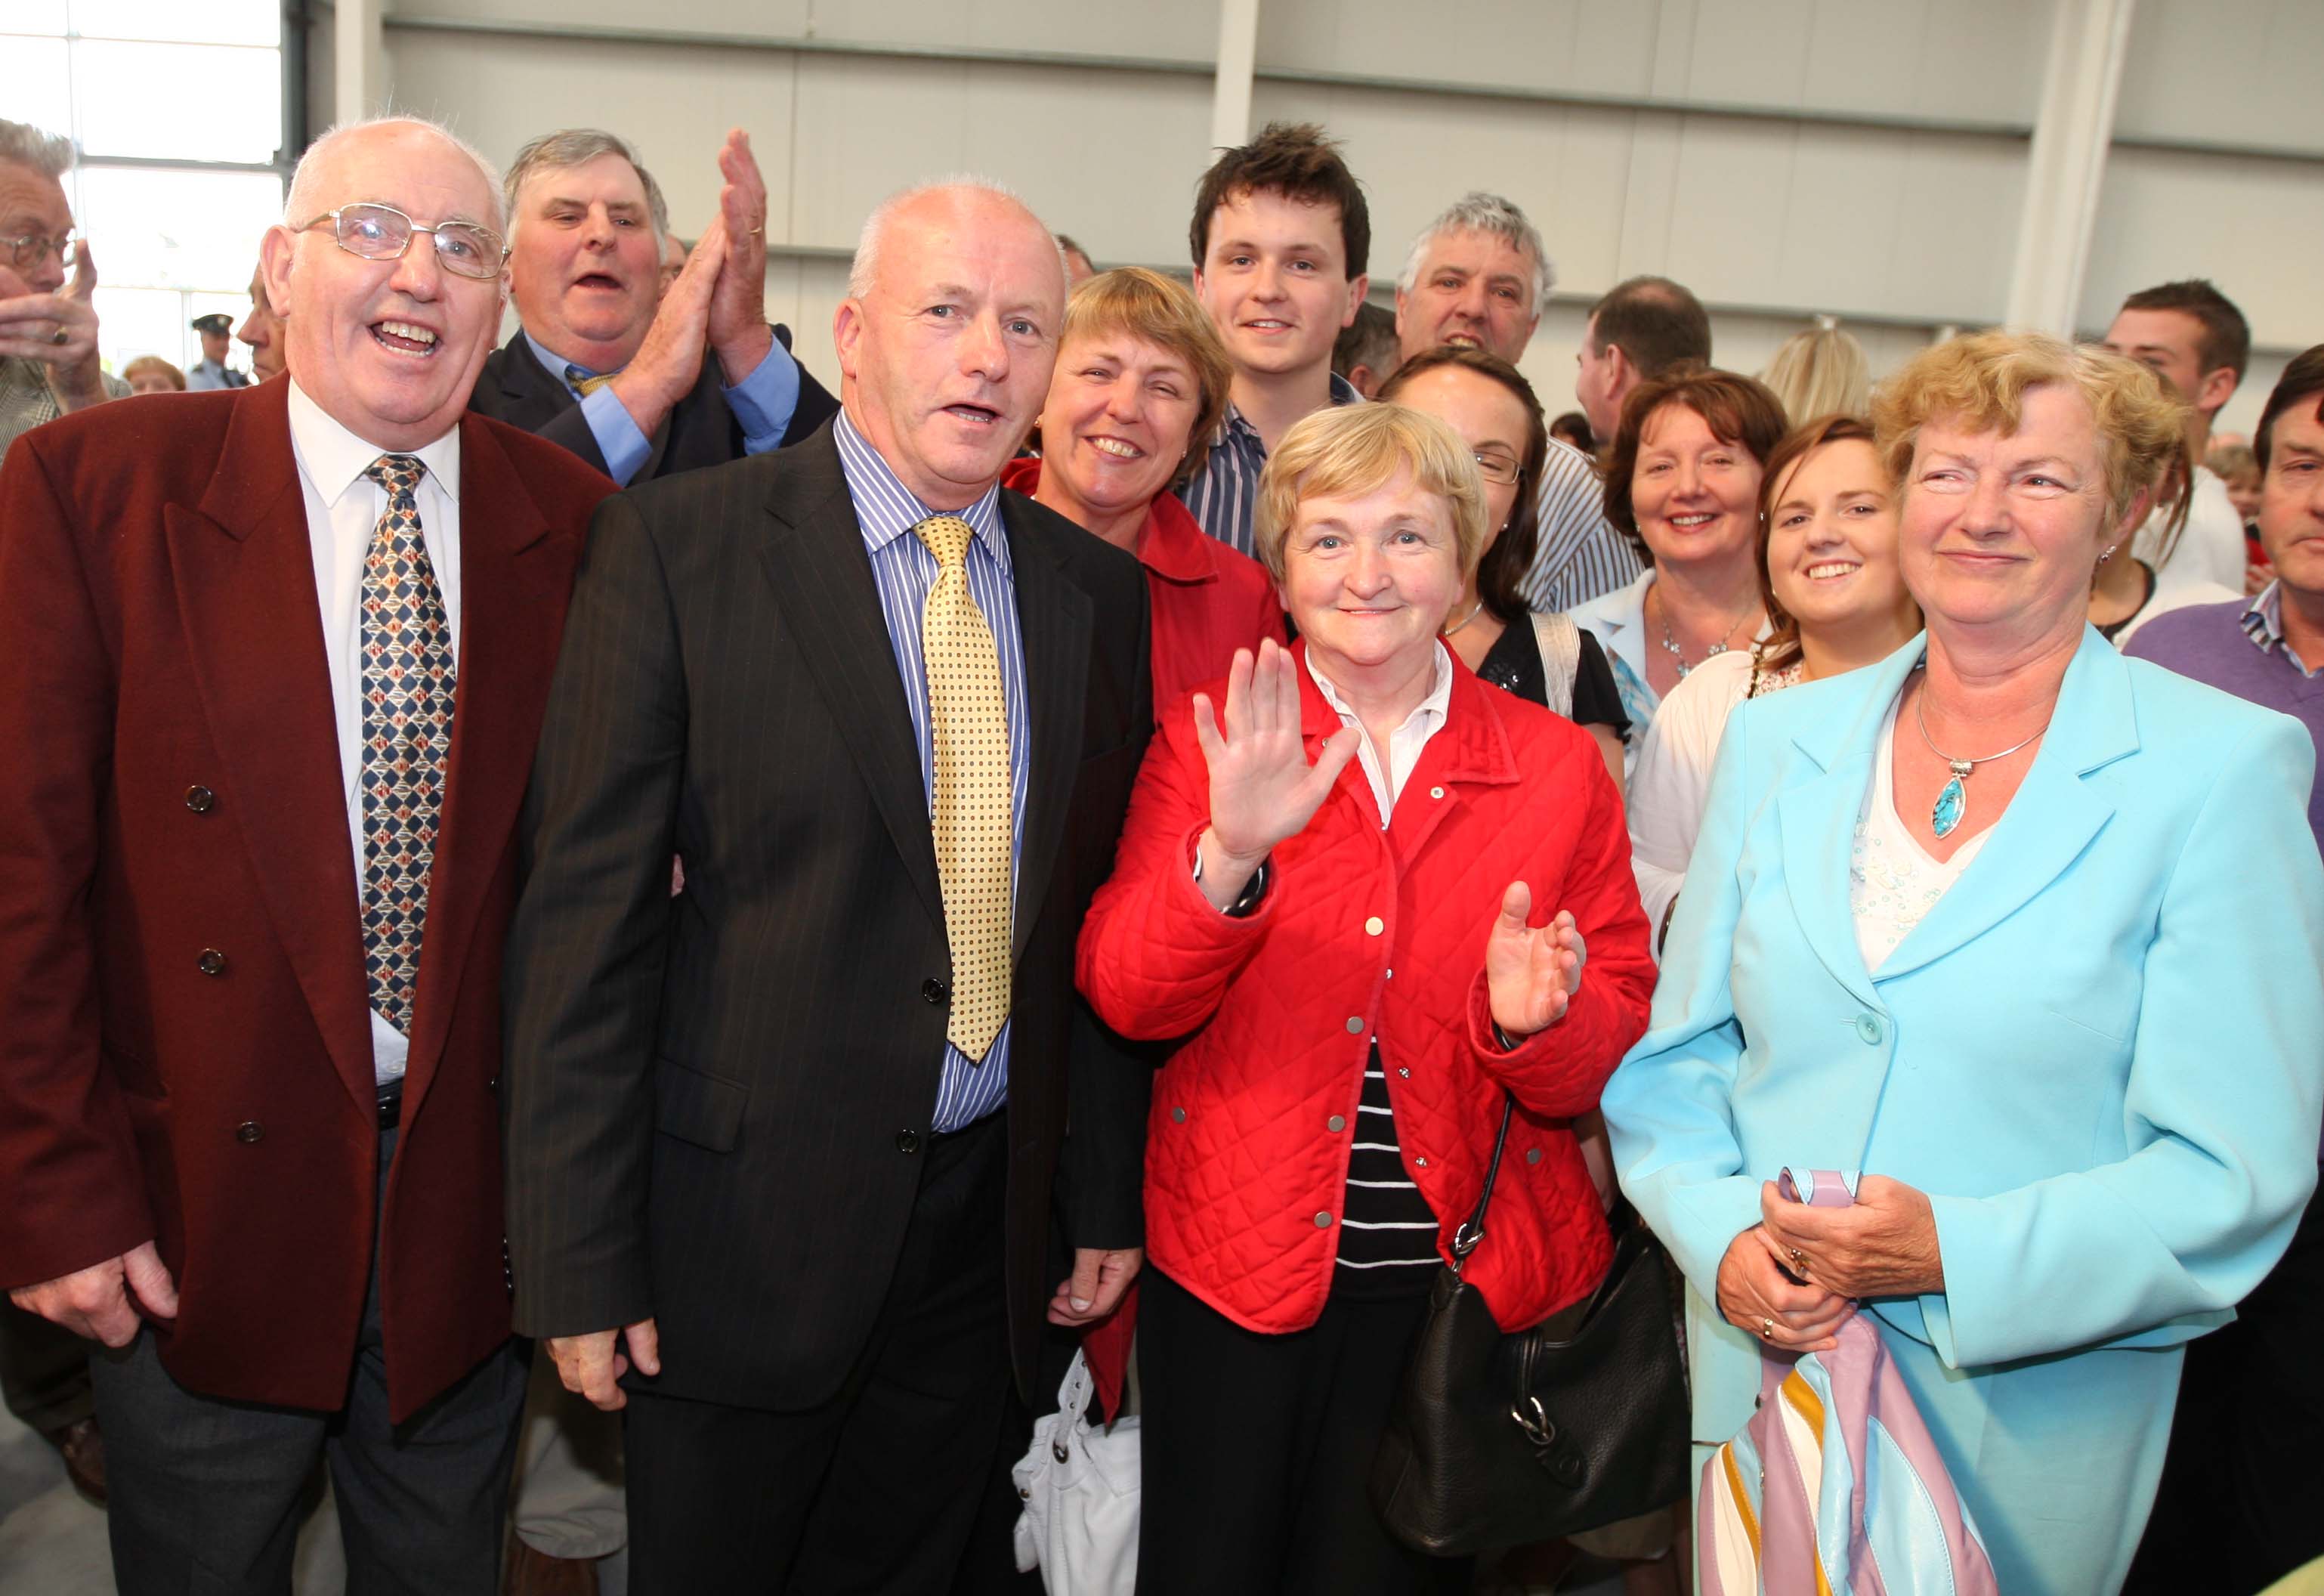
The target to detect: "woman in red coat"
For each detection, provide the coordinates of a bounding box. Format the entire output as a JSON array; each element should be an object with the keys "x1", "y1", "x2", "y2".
[
  {"x1": 1003, "y1": 267, "x2": 1284, "y2": 708},
  {"x1": 1076, "y1": 403, "x2": 1654, "y2": 1594}
]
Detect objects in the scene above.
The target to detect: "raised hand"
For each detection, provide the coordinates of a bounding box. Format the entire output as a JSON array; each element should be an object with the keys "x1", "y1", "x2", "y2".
[
  {"x1": 607, "y1": 212, "x2": 724, "y2": 439},
  {"x1": 1485, "y1": 886, "x2": 1585, "y2": 1040},
  {"x1": 1191, "y1": 639, "x2": 1358, "y2": 909},
  {"x1": 0, "y1": 237, "x2": 107, "y2": 411},
  {"x1": 706, "y1": 128, "x2": 774, "y2": 385}
]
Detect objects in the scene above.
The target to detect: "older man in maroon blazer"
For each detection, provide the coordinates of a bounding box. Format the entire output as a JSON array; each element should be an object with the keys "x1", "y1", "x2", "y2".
[{"x1": 0, "y1": 115, "x2": 610, "y2": 1594}]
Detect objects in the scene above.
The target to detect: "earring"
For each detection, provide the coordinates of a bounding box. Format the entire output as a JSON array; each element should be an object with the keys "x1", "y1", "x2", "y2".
[{"x1": 2097, "y1": 543, "x2": 2118, "y2": 567}]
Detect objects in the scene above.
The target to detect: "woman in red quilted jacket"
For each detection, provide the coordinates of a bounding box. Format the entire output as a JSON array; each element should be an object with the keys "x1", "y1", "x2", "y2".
[{"x1": 1077, "y1": 404, "x2": 1655, "y2": 1594}]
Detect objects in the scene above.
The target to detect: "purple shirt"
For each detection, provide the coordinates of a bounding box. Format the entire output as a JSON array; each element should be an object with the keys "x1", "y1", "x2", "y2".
[{"x1": 2127, "y1": 589, "x2": 2324, "y2": 856}]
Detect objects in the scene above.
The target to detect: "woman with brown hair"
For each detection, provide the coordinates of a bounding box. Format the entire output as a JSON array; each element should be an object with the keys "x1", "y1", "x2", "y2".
[
  {"x1": 1005, "y1": 266, "x2": 1284, "y2": 707},
  {"x1": 1565, "y1": 368, "x2": 1790, "y2": 768},
  {"x1": 1626, "y1": 414, "x2": 1922, "y2": 942},
  {"x1": 1379, "y1": 346, "x2": 1627, "y2": 787}
]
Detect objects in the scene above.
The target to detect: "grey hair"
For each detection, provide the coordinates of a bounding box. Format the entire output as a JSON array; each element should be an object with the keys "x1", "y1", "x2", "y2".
[
  {"x1": 504, "y1": 128, "x2": 669, "y2": 244},
  {"x1": 0, "y1": 119, "x2": 75, "y2": 181},
  {"x1": 848, "y1": 175, "x2": 1058, "y2": 299},
  {"x1": 1397, "y1": 191, "x2": 1554, "y2": 309},
  {"x1": 283, "y1": 116, "x2": 505, "y2": 234}
]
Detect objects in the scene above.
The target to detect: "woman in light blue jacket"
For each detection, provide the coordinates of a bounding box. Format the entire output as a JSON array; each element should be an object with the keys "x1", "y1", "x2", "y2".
[{"x1": 1602, "y1": 332, "x2": 2324, "y2": 1596}]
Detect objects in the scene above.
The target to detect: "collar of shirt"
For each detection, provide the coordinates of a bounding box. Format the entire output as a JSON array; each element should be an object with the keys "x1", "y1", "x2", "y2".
[
  {"x1": 1305, "y1": 642, "x2": 1456, "y2": 824},
  {"x1": 2244, "y1": 579, "x2": 2321, "y2": 679},
  {"x1": 833, "y1": 407, "x2": 1009, "y2": 573},
  {"x1": 1210, "y1": 370, "x2": 1365, "y2": 456},
  {"x1": 525, "y1": 329, "x2": 604, "y2": 398},
  {"x1": 285, "y1": 378, "x2": 462, "y2": 504}
]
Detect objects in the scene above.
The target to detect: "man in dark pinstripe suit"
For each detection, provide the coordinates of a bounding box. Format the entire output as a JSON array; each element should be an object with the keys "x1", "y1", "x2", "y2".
[{"x1": 502, "y1": 179, "x2": 1152, "y2": 1592}]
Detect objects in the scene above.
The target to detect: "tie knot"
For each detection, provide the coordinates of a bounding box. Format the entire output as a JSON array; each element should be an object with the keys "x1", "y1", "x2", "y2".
[
  {"x1": 913, "y1": 515, "x2": 976, "y2": 571},
  {"x1": 363, "y1": 454, "x2": 426, "y2": 497},
  {"x1": 564, "y1": 364, "x2": 620, "y2": 397}
]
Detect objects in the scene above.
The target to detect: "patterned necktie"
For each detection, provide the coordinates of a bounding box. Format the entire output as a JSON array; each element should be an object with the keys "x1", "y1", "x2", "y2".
[
  {"x1": 564, "y1": 363, "x2": 620, "y2": 397},
  {"x1": 358, "y1": 455, "x2": 456, "y2": 1038},
  {"x1": 912, "y1": 515, "x2": 1014, "y2": 1061}
]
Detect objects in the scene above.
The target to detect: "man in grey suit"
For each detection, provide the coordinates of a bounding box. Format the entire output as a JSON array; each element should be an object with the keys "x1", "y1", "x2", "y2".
[{"x1": 502, "y1": 180, "x2": 1151, "y2": 1591}]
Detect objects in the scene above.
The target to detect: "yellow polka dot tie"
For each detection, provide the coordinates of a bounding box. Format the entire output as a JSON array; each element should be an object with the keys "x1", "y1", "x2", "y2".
[{"x1": 912, "y1": 515, "x2": 1015, "y2": 1060}]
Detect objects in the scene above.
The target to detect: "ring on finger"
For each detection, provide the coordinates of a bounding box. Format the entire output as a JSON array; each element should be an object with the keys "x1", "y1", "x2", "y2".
[
  {"x1": 50, "y1": 327, "x2": 70, "y2": 346},
  {"x1": 1760, "y1": 1315, "x2": 1775, "y2": 1340},
  {"x1": 1788, "y1": 1246, "x2": 1808, "y2": 1270}
]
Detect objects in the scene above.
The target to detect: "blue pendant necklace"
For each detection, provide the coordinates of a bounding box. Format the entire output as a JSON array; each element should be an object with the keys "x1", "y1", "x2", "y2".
[{"x1": 1912, "y1": 674, "x2": 2050, "y2": 840}]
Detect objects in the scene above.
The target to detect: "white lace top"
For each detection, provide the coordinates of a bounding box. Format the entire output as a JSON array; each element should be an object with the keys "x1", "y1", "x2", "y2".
[{"x1": 1851, "y1": 699, "x2": 1991, "y2": 973}]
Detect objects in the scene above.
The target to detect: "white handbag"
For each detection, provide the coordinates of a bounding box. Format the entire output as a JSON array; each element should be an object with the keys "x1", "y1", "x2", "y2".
[{"x1": 1011, "y1": 1347, "x2": 1139, "y2": 1594}]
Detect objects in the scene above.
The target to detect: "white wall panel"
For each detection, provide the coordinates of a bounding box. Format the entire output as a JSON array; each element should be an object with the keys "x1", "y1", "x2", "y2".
[
  {"x1": 805, "y1": 0, "x2": 1216, "y2": 61},
  {"x1": 385, "y1": 30, "x2": 799, "y2": 244},
  {"x1": 2081, "y1": 147, "x2": 2324, "y2": 357},
  {"x1": 390, "y1": 0, "x2": 813, "y2": 37},
  {"x1": 2115, "y1": 0, "x2": 2324, "y2": 155}
]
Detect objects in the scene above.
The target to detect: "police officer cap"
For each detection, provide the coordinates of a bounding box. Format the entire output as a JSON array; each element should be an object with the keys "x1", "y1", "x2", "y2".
[{"x1": 190, "y1": 313, "x2": 234, "y2": 335}]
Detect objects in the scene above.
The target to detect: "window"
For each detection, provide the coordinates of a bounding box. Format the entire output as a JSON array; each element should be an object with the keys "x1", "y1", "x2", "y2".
[{"x1": 3, "y1": 0, "x2": 288, "y2": 382}]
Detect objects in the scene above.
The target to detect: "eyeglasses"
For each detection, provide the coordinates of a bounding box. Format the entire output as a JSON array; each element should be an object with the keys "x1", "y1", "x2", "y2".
[
  {"x1": 1472, "y1": 451, "x2": 1522, "y2": 487},
  {"x1": 292, "y1": 203, "x2": 506, "y2": 280},
  {"x1": 4, "y1": 230, "x2": 79, "y2": 271}
]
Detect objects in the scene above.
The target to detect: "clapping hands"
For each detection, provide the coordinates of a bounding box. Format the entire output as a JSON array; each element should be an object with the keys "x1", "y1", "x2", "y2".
[{"x1": 1485, "y1": 886, "x2": 1585, "y2": 1041}]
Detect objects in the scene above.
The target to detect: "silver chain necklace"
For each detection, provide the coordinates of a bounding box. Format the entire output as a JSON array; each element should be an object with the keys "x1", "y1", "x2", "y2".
[
  {"x1": 1653, "y1": 585, "x2": 1753, "y2": 679},
  {"x1": 1912, "y1": 676, "x2": 2052, "y2": 840}
]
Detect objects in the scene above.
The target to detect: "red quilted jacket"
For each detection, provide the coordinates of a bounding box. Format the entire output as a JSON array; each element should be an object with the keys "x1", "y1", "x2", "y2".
[{"x1": 1077, "y1": 642, "x2": 1654, "y2": 1335}]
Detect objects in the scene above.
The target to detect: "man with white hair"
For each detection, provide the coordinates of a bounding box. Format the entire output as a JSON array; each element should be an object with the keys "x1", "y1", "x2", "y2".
[
  {"x1": 0, "y1": 116, "x2": 612, "y2": 1592},
  {"x1": 502, "y1": 178, "x2": 1151, "y2": 1589},
  {"x1": 469, "y1": 125, "x2": 836, "y2": 485},
  {"x1": 0, "y1": 117, "x2": 125, "y2": 462}
]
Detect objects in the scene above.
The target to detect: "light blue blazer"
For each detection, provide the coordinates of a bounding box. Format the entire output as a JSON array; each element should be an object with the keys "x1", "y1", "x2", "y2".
[{"x1": 1603, "y1": 629, "x2": 2324, "y2": 1594}]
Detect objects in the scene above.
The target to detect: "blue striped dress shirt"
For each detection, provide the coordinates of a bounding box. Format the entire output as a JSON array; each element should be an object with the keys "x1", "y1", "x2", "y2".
[
  {"x1": 833, "y1": 410, "x2": 1031, "y2": 1132},
  {"x1": 1180, "y1": 371, "x2": 1364, "y2": 558}
]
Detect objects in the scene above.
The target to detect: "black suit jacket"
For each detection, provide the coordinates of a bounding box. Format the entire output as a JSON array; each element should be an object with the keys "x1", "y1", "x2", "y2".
[
  {"x1": 502, "y1": 422, "x2": 1153, "y2": 1408},
  {"x1": 469, "y1": 325, "x2": 840, "y2": 481}
]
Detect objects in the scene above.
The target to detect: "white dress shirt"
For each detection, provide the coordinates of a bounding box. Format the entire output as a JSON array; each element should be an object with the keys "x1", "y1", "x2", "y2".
[
  {"x1": 286, "y1": 380, "x2": 465, "y2": 1084},
  {"x1": 2137, "y1": 463, "x2": 2246, "y2": 597},
  {"x1": 1305, "y1": 644, "x2": 1456, "y2": 826},
  {"x1": 1850, "y1": 700, "x2": 1991, "y2": 973}
]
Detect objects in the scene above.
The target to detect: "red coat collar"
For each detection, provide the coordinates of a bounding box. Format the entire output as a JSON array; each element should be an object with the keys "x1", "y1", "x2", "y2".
[{"x1": 1001, "y1": 456, "x2": 1222, "y2": 588}]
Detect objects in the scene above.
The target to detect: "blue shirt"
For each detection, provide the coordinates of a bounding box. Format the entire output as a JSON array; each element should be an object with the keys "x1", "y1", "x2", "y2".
[
  {"x1": 1180, "y1": 371, "x2": 1362, "y2": 558},
  {"x1": 833, "y1": 410, "x2": 1031, "y2": 1130},
  {"x1": 524, "y1": 328, "x2": 802, "y2": 487}
]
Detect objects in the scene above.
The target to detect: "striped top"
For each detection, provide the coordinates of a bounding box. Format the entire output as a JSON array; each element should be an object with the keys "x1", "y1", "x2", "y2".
[
  {"x1": 1337, "y1": 1042, "x2": 1445, "y2": 1294},
  {"x1": 833, "y1": 410, "x2": 1031, "y2": 1132},
  {"x1": 1516, "y1": 438, "x2": 1646, "y2": 614},
  {"x1": 1179, "y1": 372, "x2": 1364, "y2": 558}
]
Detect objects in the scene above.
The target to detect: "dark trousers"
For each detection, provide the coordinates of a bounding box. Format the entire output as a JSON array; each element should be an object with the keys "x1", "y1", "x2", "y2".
[
  {"x1": 1139, "y1": 1265, "x2": 1473, "y2": 1596},
  {"x1": 1, "y1": 1298, "x2": 94, "y2": 1432},
  {"x1": 626, "y1": 1110, "x2": 1012, "y2": 1595},
  {"x1": 2124, "y1": 1181, "x2": 2324, "y2": 1595},
  {"x1": 88, "y1": 1127, "x2": 528, "y2": 1596}
]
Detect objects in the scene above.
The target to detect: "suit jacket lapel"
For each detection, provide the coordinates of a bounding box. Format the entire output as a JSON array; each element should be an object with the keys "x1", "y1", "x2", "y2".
[
  {"x1": 1002, "y1": 496, "x2": 1092, "y2": 957},
  {"x1": 1874, "y1": 630, "x2": 2134, "y2": 981},
  {"x1": 399, "y1": 416, "x2": 575, "y2": 1115},
  {"x1": 167, "y1": 380, "x2": 377, "y2": 1120},
  {"x1": 757, "y1": 428, "x2": 948, "y2": 933},
  {"x1": 1775, "y1": 642, "x2": 1927, "y2": 1013},
  {"x1": 499, "y1": 330, "x2": 569, "y2": 427}
]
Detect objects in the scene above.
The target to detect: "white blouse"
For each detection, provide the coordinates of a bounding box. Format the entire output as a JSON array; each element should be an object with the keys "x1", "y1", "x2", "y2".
[
  {"x1": 1627, "y1": 649, "x2": 1801, "y2": 940},
  {"x1": 1850, "y1": 699, "x2": 1990, "y2": 973}
]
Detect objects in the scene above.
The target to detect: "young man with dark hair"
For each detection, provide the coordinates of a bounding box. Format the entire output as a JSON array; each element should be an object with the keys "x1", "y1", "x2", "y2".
[
  {"x1": 1180, "y1": 121, "x2": 1369, "y2": 556},
  {"x1": 2105, "y1": 277, "x2": 2255, "y2": 595},
  {"x1": 2122, "y1": 343, "x2": 2324, "y2": 1596},
  {"x1": 1520, "y1": 274, "x2": 1714, "y2": 613}
]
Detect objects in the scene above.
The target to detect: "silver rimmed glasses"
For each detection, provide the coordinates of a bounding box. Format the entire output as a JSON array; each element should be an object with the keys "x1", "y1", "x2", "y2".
[{"x1": 292, "y1": 203, "x2": 506, "y2": 280}]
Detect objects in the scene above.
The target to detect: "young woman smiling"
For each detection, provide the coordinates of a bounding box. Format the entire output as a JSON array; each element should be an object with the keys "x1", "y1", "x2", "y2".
[{"x1": 1626, "y1": 415, "x2": 1922, "y2": 943}]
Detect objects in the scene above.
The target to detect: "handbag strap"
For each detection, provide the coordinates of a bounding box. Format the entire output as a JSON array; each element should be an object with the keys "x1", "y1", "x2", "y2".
[
  {"x1": 1450, "y1": 1093, "x2": 1518, "y2": 1266},
  {"x1": 1528, "y1": 611, "x2": 1583, "y2": 720}
]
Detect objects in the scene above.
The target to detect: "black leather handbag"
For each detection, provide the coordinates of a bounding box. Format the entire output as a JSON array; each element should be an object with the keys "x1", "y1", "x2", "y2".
[{"x1": 1370, "y1": 1095, "x2": 1692, "y2": 1555}]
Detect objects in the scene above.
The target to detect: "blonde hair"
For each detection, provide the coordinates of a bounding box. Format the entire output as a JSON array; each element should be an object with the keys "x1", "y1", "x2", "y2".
[
  {"x1": 1761, "y1": 320, "x2": 1871, "y2": 423},
  {"x1": 1871, "y1": 331, "x2": 2186, "y2": 532},
  {"x1": 1251, "y1": 403, "x2": 1487, "y2": 583},
  {"x1": 1061, "y1": 268, "x2": 1234, "y2": 475}
]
